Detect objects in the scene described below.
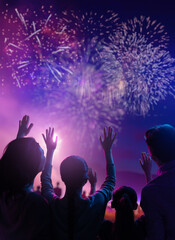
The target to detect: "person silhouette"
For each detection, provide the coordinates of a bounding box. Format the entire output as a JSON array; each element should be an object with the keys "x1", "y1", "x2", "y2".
[
  {"x1": 82, "y1": 190, "x2": 87, "y2": 199},
  {"x1": 99, "y1": 186, "x2": 146, "y2": 240},
  {"x1": 0, "y1": 115, "x2": 50, "y2": 240},
  {"x1": 41, "y1": 127, "x2": 116, "y2": 240},
  {"x1": 54, "y1": 182, "x2": 62, "y2": 197},
  {"x1": 35, "y1": 185, "x2": 41, "y2": 195},
  {"x1": 140, "y1": 124, "x2": 175, "y2": 240}
]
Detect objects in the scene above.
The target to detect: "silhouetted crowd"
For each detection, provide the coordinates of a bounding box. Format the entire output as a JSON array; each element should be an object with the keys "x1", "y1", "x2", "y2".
[
  {"x1": 1, "y1": 115, "x2": 175, "y2": 240},
  {"x1": 34, "y1": 182, "x2": 62, "y2": 198}
]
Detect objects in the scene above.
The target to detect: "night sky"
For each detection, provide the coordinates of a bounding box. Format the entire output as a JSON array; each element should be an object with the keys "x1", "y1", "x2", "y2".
[{"x1": 0, "y1": 0, "x2": 175, "y2": 201}]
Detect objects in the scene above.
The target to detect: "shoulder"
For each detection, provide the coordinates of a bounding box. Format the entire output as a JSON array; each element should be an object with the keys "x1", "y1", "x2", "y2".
[
  {"x1": 142, "y1": 173, "x2": 165, "y2": 193},
  {"x1": 142, "y1": 169, "x2": 175, "y2": 193},
  {"x1": 141, "y1": 179, "x2": 164, "y2": 212},
  {"x1": 141, "y1": 180, "x2": 159, "y2": 202},
  {"x1": 88, "y1": 191, "x2": 107, "y2": 205}
]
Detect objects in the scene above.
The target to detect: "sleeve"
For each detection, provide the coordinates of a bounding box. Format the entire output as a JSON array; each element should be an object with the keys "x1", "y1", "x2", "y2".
[
  {"x1": 41, "y1": 162, "x2": 58, "y2": 202},
  {"x1": 140, "y1": 187, "x2": 165, "y2": 240},
  {"x1": 96, "y1": 163, "x2": 116, "y2": 203}
]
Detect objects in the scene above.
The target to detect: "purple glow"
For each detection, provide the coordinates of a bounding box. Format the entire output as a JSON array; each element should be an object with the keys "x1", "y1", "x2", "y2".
[{"x1": 0, "y1": 3, "x2": 175, "y2": 202}]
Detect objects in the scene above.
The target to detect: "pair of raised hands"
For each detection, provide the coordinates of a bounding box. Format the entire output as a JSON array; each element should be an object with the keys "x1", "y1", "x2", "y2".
[{"x1": 16, "y1": 115, "x2": 57, "y2": 151}]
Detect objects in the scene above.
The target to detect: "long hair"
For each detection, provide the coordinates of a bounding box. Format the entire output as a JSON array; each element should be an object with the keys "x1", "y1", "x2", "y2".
[
  {"x1": 60, "y1": 156, "x2": 89, "y2": 240},
  {"x1": 111, "y1": 186, "x2": 137, "y2": 240},
  {"x1": 0, "y1": 138, "x2": 45, "y2": 192}
]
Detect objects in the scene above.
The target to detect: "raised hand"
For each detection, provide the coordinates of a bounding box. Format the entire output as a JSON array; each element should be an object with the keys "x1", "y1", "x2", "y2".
[
  {"x1": 42, "y1": 127, "x2": 57, "y2": 152},
  {"x1": 88, "y1": 168, "x2": 97, "y2": 186},
  {"x1": 139, "y1": 152, "x2": 152, "y2": 183},
  {"x1": 17, "y1": 115, "x2": 33, "y2": 138},
  {"x1": 100, "y1": 127, "x2": 117, "y2": 153},
  {"x1": 88, "y1": 168, "x2": 97, "y2": 195}
]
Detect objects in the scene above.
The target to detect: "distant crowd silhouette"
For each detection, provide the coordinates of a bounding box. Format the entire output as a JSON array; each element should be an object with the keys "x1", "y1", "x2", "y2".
[
  {"x1": 1, "y1": 115, "x2": 175, "y2": 240},
  {"x1": 34, "y1": 182, "x2": 62, "y2": 198}
]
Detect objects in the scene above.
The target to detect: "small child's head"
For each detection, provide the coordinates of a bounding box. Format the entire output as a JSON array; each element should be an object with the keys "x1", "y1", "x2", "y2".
[
  {"x1": 0, "y1": 138, "x2": 45, "y2": 190},
  {"x1": 60, "y1": 156, "x2": 89, "y2": 190},
  {"x1": 111, "y1": 186, "x2": 138, "y2": 210}
]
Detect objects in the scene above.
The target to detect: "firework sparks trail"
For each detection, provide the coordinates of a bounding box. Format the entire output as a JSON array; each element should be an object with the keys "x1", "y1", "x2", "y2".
[
  {"x1": 62, "y1": 38, "x2": 125, "y2": 143},
  {"x1": 1, "y1": 5, "x2": 74, "y2": 87},
  {"x1": 7, "y1": 43, "x2": 23, "y2": 50},
  {"x1": 1, "y1": 6, "x2": 124, "y2": 145},
  {"x1": 45, "y1": 14, "x2": 52, "y2": 26},
  {"x1": 39, "y1": 85, "x2": 125, "y2": 149},
  {"x1": 64, "y1": 38, "x2": 103, "y2": 99},
  {"x1": 61, "y1": 10, "x2": 119, "y2": 41},
  {"x1": 15, "y1": 8, "x2": 28, "y2": 30},
  {"x1": 29, "y1": 36, "x2": 125, "y2": 144},
  {"x1": 100, "y1": 16, "x2": 175, "y2": 115},
  {"x1": 1, "y1": 7, "x2": 175, "y2": 145}
]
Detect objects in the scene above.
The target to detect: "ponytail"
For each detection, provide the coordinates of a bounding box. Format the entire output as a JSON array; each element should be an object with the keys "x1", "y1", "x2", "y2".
[{"x1": 112, "y1": 193, "x2": 136, "y2": 240}]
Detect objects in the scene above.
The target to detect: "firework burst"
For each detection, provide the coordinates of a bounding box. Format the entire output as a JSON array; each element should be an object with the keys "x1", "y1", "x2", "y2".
[
  {"x1": 101, "y1": 16, "x2": 175, "y2": 115},
  {"x1": 1, "y1": 5, "x2": 74, "y2": 88},
  {"x1": 65, "y1": 37, "x2": 104, "y2": 100},
  {"x1": 30, "y1": 37, "x2": 124, "y2": 144},
  {"x1": 41, "y1": 84, "x2": 125, "y2": 149}
]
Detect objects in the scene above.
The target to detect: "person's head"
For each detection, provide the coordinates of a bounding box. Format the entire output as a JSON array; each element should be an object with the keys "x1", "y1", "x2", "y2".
[
  {"x1": 145, "y1": 124, "x2": 175, "y2": 165},
  {"x1": 111, "y1": 186, "x2": 138, "y2": 211},
  {"x1": 60, "y1": 155, "x2": 89, "y2": 191},
  {"x1": 0, "y1": 138, "x2": 45, "y2": 191},
  {"x1": 111, "y1": 186, "x2": 138, "y2": 240}
]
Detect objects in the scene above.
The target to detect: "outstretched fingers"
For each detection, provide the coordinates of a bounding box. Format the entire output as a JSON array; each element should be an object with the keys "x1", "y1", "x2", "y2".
[
  {"x1": 139, "y1": 158, "x2": 143, "y2": 169},
  {"x1": 100, "y1": 127, "x2": 117, "y2": 152},
  {"x1": 17, "y1": 115, "x2": 33, "y2": 138},
  {"x1": 43, "y1": 127, "x2": 57, "y2": 151},
  {"x1": 139, "y1": 152, "x2": 152, "y2": 170},
  {"x1": 51, "y1": 127, "x2": 54, "y2": 138},
  {"x1": 27, "y1": 123, "x2": 33, "y2": 133}
]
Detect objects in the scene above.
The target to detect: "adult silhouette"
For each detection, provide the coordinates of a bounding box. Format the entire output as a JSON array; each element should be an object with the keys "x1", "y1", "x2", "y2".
[
  {"x1": 0, "y1": 115, "x2": 50, "y2": 240},
  {"x1": 140, "y1": 124, "x2": 175, "y2": 240}
]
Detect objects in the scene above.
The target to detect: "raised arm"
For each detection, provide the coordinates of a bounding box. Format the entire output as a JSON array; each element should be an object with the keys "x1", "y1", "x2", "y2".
[
  {"x1": 98, "y1": 127, "x2": 117, "y2": 202},
  {"x1": 16, "y1": 115, "x2": 33, "y2": 138},
  {"x1": 100, "y1": 127, "x2": 117, "y2": 165},
  {"x1": 88, "y1": 168, "x2": 97, "y2": 195},
  {"x1": 42, "y1": 127, "x2": 57, "y2": 165},
  {"x1": 41, "y1": 127, "x2": 58, "y2": 201},
  {"x1": 139, "y1": 152, "x2": 152, "y2": 183}
]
